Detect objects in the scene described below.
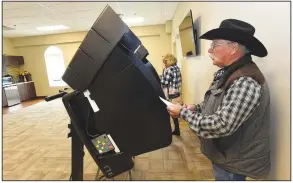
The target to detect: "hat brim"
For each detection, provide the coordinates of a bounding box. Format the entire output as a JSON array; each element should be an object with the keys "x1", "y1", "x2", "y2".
[{"x1": 199, "y1": 28, "x2": 267, "y2": 57}]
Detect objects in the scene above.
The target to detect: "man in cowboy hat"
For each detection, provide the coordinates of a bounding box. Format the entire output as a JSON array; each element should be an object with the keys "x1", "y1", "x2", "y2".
[{"x1": 167, "y1": 19, "x2": 270, "y2": 180}]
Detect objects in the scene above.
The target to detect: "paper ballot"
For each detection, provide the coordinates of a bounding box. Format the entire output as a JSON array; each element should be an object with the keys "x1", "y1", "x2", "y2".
[{"x1": 159, "y1": 96, "x2": 174, "y2": 107}]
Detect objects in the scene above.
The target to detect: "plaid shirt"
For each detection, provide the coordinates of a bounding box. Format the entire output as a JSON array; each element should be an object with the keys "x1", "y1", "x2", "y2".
[
  {"x1": 161, "y1": 65, "x2": 182, "y2": 94},
  {"x1": 179, "y1": 69, "x2": 261, "y2": 139}
]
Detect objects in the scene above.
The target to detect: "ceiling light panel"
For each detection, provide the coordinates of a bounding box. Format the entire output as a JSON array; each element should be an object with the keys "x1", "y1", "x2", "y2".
[{"x1": 36, "y1": 25, "x2": 69, "y2": 31}]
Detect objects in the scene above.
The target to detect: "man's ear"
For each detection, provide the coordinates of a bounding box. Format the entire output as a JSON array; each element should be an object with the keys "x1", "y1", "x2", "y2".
[{"x1": 230, "y1": 42, "x2": 239, "y2": 55}]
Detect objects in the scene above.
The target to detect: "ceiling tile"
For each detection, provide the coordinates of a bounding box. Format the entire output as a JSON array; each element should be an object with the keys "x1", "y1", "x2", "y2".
[
  {"x1": 46, "y1": 10, "x2": 99, "y2": 21},
  {"x1": 3, "y1": 2, "x2": 38, "y2": 10},
  {"x1": 3, "y1": 16, "x2": 55, "y2": 26},
  {"x1": 3, "y1": 2, "x2": 178, "y2": 38},
  {"x1": 3, "y1": 5, "x2": 53, "y2": 19},
  {"x1": 37, "y1": 2, "x2": 107, "y2": 14},
  {"x1": 35, "y1": 2, "x2": 71, "y2": 7},
  {"x1": 162, "y1": 2, "x2": 178, "y2": 19},
  {"x1": 117, "y1": 2, "x2": 162, "y2": 17}
]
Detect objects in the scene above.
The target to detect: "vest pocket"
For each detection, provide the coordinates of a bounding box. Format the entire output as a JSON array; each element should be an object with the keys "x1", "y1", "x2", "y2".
[
  {"x1": 214, "y1": 130, "x2": 243, "y2": 161},
  {"x1": 201, "y1": 138, "x2": 226, "y2": 163}
]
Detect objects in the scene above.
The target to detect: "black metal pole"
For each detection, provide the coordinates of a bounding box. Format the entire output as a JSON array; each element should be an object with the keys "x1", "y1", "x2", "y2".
[{"x1": 69, "y1": 122, "x2": 84, "y2": 181}]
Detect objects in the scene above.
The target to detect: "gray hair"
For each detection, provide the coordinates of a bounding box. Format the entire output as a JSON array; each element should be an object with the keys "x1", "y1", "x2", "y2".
[{"x1": 238, "y1": 43, "x2": 250, "y2": 54}]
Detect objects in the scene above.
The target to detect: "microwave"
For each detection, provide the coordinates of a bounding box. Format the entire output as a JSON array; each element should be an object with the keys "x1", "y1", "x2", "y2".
[{"x1": 3, "y1": 76, "x2": 13, "y2": 86}]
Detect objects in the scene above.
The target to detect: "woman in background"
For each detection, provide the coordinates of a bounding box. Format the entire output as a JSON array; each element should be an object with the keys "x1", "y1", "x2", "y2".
[{"x1": 161, "y1": 54, "x2": 182, "y2": 136}]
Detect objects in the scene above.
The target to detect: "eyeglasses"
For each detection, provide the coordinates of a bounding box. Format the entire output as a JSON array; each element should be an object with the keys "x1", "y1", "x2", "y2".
[{"x1": 210, "y1": 41, "x2": 234, "y2": 50}]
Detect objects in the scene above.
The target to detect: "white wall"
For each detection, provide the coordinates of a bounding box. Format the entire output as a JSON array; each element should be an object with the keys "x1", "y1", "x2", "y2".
[{"x1": 172, "y1": 2, "x2": 290, "y2": 180}]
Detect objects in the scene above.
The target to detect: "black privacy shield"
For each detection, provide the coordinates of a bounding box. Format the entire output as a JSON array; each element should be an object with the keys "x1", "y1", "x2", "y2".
[{"x1": 62, "y1": 5, "x2": 172, "y2": 156}]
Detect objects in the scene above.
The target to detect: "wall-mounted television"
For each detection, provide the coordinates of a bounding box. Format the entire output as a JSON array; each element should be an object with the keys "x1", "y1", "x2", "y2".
[{"x1": 179, "y1": 10, "x2": 200, "y2": 56}]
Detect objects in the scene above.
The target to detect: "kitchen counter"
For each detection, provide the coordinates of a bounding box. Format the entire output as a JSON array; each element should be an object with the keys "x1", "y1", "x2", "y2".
[
  {"x1": 3, "y1": 85, "x2": 20, "y2": 107},
  {"x1": 3, "y1": 83, "x2": 17, "y2": 88},
  {"x1": 18, "y1": 81, "x2": 34, "y2": 84},
  {"x1": 16, "y1": 82, "x2": 37, "y2": 102},
  {"x1": 3, "y1": 81, "x2": 34, "y2": 88},
  {"x1": 2, "y1": 81, "x2": 36, "y2": 107}
]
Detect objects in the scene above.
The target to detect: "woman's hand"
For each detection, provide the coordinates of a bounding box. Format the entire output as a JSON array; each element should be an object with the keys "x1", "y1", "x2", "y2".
[{"x1": 167, "y1": 104, "x2": 183, "y2": 118}]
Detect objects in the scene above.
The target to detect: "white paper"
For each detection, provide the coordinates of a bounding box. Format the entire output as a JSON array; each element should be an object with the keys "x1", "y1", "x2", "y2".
[
  {"x1": 83, "y1": 90, "x2": 100, "y2": 112},
  {"x1": 159, "y1": 96, "x2": 174, "y2": 107}
]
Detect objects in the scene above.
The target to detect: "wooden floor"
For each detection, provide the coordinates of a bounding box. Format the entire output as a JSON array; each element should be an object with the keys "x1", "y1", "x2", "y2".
[
  {"x1": 2, "y1": 97, "x2": 45, "y2": 114},
  {"x1": 2, "y1": 98, "x2": 215, "y2": 180}
]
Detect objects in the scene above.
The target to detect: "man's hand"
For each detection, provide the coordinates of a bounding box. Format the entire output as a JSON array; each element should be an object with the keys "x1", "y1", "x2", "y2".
[
  {"x1": 183, "y1": 104, "x2": 196, "y2": 111},
  {"x1": 167, "y1": 103, "x2": 183, "y2": 118}
]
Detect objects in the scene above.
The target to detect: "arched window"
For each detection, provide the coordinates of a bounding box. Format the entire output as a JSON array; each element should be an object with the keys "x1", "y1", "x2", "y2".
[{"x1": 44, "y1": 46, "x2": 67, "y2": 87}]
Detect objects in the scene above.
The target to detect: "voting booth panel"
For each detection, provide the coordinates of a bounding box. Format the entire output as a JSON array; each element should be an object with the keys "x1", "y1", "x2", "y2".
[{"x1": 61, "y1": 5, "x2": 172, "y2": 178}]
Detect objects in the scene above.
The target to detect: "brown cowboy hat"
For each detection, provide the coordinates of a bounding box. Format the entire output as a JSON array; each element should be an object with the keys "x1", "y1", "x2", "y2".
[{"x1": 199, "y1": 19, "x2": 267, "y2": 57}]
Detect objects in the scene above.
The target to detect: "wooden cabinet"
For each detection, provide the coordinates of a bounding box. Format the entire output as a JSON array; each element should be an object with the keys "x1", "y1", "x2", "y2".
[
  {"x1": 17, "y1": 83, "x2": 27, "y2": 101},
  {"x1": 2, "y1": 82, "x2": 36, "y2": 107},
  {"x1": 2, "y1": 88, "x2": 8, "y2": 107},
  {"x1": 3, "y1": 55, "x2": 25, "y2": 66},
  {"x1": 26, "y1": 82, "x2": 36, "y2": 100},
  {"x1": 17, "y1": 56, "x2": 24, "y2": 65},
  {"x1": 2, "y1": 56, "x2": 7, "y2": 76},
  {"x1": 16, "y1": 82, "x2": 36, "y2": 101}
]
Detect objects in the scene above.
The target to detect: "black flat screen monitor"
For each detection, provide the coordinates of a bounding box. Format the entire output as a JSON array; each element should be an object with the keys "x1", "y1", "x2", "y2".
[{"x1": 179, "y1": 9, "x2": 200, "y2": 56}]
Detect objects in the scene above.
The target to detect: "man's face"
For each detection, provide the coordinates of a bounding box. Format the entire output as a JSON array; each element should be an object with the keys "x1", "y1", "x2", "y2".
[{"x1": 208, "y1": 39, "x2": 233, "y2": 68}]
